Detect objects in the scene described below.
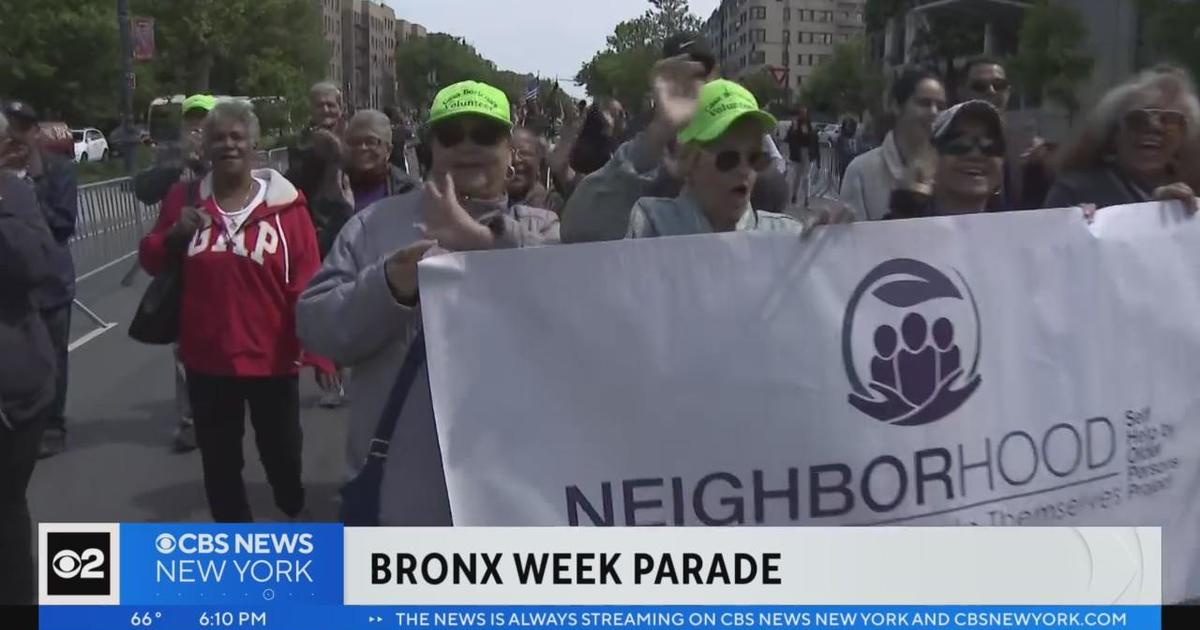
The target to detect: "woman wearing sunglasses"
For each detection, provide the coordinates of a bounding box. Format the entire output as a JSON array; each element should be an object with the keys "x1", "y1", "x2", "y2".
[
  {"x1": 1045, "y1": 66, "x2": 1199, "y2": 213},
  {"x1": 296, "y1": 81, "x2": 559, "y2": 526},
  {"x1": 885, "y1": 101, "x2": 1006, "y2": 219},
  {"x1": 625, "y1": 80, "x2": 800, "y2": 238}
]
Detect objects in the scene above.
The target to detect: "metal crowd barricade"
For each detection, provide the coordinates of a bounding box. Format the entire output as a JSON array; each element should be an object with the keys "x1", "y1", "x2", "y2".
[{"x1": 69, "y1": 176, "x2": 161, "y2": 348}]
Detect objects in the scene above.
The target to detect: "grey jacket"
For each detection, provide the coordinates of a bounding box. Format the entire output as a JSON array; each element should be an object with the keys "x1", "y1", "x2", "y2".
[
  {"x1": 626, "y1": 190, "x2": 803, "y2": 238},
  {"x1": 561, "y1": 131, "x2": 788, "y2": 243},
  {"x1": 295, "y1": 187, "x2": 559, "y2": 525},
  {"x1": 840, "y1": 131, "x2": 905, "y2": 222}
]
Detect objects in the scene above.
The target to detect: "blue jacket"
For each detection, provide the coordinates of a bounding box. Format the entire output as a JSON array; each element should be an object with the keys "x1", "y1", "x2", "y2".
[{"x1": 30, "y1": 153, "x2": 78, "y2": 309}]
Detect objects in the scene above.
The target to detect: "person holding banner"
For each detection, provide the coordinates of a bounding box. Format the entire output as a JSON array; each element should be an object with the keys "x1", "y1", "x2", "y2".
[
  {"x1": 296, "y1": 80, "x2": 559, "y2": 525},
  {"x1": 885, "y1": 100, "x2": 1006, "y2": 220},
  {"x1": 1045, "y1": 66, "x2": 1199, "y2": 213},
  {"x1": 625, "y1": 80, "x2": 800, "y2": 237}
]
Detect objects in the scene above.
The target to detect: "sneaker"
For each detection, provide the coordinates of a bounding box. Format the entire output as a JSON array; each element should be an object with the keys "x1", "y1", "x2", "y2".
[
  {"x1": 172, "y1": 418, "x2": 197, "y2": 452},
  {"x1": 317, "y1": 384, "x2": 345, "y2": 409},
  {"x1": 39, "y1": 428, "x2": 66, "y2": 459}
]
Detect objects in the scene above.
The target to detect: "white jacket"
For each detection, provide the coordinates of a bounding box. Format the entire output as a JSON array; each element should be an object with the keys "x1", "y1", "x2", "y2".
[{"x1": 839, "y1": 131, "x2": 906, "y2": 221}]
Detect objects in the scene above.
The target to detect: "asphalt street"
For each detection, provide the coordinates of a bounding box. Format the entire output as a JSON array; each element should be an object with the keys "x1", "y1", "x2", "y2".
[{"x1": 28, "y1": 262, "x2": 350, "y2": 525}]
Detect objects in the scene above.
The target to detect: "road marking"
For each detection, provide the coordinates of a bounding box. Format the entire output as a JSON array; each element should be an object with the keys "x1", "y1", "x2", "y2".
[
  {"x1": 68, "y1": 322, "x2": 119, "y2": 353},
  {"x1": 75, "y1": 250, "x2": 138, "y2": 283}
]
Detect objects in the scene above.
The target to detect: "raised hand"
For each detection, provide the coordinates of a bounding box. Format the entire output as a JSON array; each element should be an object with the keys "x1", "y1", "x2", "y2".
[
  {"x1": 168, "y1": 205, "x2": 209, "y2": 241},
  {"x1": 651, "y1": 55, "x2": 708, "y2": 133},
  {"x1": 418, "y1": 174, "x2": 495, "y2": 252}
]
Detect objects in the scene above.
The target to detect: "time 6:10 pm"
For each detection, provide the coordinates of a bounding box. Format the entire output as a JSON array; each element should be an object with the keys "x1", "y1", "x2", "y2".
[{"x1": 198, "y1": 612, "x2": 268, "y2": 627}]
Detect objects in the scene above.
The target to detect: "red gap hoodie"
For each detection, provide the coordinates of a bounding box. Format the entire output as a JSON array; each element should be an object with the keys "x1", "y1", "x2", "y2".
[{"x1": 139, "y1": 169, "x2": 334, "y2": 377}]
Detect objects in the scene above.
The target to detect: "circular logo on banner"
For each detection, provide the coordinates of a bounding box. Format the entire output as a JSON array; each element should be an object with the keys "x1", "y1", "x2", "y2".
[{"x1": 842, "y1": 258, "x2": 982, "y2": 426}]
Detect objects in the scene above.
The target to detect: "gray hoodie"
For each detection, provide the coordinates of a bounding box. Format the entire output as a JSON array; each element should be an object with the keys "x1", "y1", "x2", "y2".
[{"x1": 295, "y1": 186, "x2": 559, "y2": 525}]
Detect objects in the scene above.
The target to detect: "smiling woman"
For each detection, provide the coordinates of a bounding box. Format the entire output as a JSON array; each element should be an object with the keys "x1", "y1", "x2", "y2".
[{"x1": 1045, "y1": 65, "x2": 1200, "y2": 211}]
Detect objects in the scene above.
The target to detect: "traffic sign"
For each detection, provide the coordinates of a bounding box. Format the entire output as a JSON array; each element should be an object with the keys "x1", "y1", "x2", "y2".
[{"x1": 768, "y1": 66, "x2": 788, "y2": 87}]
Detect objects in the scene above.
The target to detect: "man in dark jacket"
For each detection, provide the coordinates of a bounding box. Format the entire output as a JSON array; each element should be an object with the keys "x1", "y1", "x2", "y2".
[
  {"x1": 2, "y1": 101, "x2": 77, "y2": 458},
  {"x1": 0, "y1": 115, "x2": 58, "y2": 604}
]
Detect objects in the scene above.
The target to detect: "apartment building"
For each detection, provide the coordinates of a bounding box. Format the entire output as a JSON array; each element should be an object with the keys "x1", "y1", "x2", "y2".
[
  {"x1": 396, "y1": 19, "x2": 429, "y2": 44},
  {"x1": 342, "y1": 0, "x2": 397, "y2": 110},
  {"x1": 705, "y1": 0, "x2": 867, "y2": 98},
  {"x1": 316, "y1": 0, "x2": 347, "y2": 87}
]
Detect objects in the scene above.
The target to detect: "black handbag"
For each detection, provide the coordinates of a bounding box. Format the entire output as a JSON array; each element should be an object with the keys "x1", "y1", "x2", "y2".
[
  {"x1": 340, "y1": 331, "x2": 427, "y2": 526},
  {"x1": 128, "y1": 182, "x2": 196, "y2": 345}
]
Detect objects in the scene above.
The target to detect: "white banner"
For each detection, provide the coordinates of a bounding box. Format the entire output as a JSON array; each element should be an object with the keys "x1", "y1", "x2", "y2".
[{"x1": 419, "y1": 204, "x2": 1200, "y2": 602}]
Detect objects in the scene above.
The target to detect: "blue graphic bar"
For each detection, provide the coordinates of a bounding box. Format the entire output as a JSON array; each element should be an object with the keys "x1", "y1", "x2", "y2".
[{"x1": 39, "y1": 605, "x2": 1161, "y2": 630}]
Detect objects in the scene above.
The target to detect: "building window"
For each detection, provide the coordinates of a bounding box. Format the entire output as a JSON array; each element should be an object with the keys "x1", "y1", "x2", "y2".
[
  {"x1": 783, "y1": 29, "x2": 789, "y2": 42},
  {"x1": 798, "y1": 54, "x2": 805, "y2": 66},
  {"x1": 784, "y1": 8, "x2": 790, "y2": 21},
  {"x1": 752, "y1": 29, "x2": 766, "y2": 43},
  {"x1": 750, "y1": 6, "x2": 766, "y2": 19},
  {"x1": 751, "y1": 50, "x2": 765, "y2": 64},
  {"x1": 783, "y1": 49, "x2": 789, "y2": 65},
  {"x1": 796, "y1": 76, "x2": 803, "y2": 88}
]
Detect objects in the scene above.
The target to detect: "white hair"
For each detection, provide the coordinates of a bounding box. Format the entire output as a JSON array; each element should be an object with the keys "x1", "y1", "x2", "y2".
[
  {"x1": 1059, "y1": 65, "x2": 1200, "y2": 172},
  {"x1": 202, "y1": 100, "x2": 261, "y2": 148},
  {"x1": 346, "y1": 110, "x2": 392, "y2": 146},
  {"x1": 0, "y1": 111, "x2": 7, "y2": 136},
  {"x1": 309, "y1": 81, "x2": 343, "y2": 105}
]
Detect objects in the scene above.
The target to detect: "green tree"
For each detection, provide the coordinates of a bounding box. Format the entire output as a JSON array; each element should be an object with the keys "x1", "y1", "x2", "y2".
[
  {"x1": 1010, "y1": 0, "x2": 1094, "y2": 123},
  {"x1": 802, "y1": 39, "x2": 884, "y2": 118},
  {"x1": 739, "y1": 69, "x2": 787, "y2": 110},
  {"x1": 1140, "y1": 0, "x2": 1200, "y2": 81},
  {"x1": 575, "y1": 0, "x2": 704, "y2": 115},
  {"x1": 132, "y1": 0, "x2": 326, "y2": 119},
  {"x1": 0, "y1": 0, "x2": 121, "y2": 123},
  {"x1": 395, "y1": 34, "x2": 500, "y2": 110}
]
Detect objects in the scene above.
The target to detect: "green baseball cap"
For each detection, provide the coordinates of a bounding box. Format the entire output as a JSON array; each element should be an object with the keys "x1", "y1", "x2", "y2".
[
  {"x1": 678, "y1": 79, "x2": 777, "y2": 144},
  {"x1": 182, "y1": 94, "x2": 217, "y2": 115},
  {"x1": 427, "y1": 80, "x2": 512, "y2": 128}
]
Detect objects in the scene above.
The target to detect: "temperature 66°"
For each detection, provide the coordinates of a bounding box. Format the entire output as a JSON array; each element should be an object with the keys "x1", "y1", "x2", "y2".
[{"x1": 130, "y1": 611, "x2": 162, "y2": 626}]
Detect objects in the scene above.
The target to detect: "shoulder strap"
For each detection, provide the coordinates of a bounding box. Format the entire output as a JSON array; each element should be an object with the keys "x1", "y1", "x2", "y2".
[{"x1": 365, "y1": 331, "x2": 428, "y2": 460}]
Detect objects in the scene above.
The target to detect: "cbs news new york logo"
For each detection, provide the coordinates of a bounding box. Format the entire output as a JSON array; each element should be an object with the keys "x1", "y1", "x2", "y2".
[{"x1": 39, "y1": 523, "x2": 120, "y2": 605}]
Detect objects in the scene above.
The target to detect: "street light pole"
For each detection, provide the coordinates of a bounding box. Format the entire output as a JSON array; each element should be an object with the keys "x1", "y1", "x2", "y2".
[{"x1": 116, "y1": 0, "x2": 136, "y2": 175}]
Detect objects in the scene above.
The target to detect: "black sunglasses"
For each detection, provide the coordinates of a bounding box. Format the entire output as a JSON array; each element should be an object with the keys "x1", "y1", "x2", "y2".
[
  {"x1": 712, "y1": 149, "x2": 771, "y2": 173},
  {"x1": 1123, "y1": 108, "x2": 1188, "y2": 134},
  {"x1": 937, "y1": 136, "x2": 1005, "y2": 158},
  {"x1": 968, "y1": 78, "x2": 1010, "y2": 94},
  {"x1": 431, "y1": 119, "x2": 509, "y2": 148}
]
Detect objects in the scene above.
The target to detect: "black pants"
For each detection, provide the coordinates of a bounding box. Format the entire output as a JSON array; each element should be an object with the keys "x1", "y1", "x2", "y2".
[
  {"x1": 186, "y1": 372, "x2": 304, "y2": 522},
  {"x1": 40, "y1": 304, "x2": 71, "y2": 433},
  {"x1": 0, "y1": 414, "x2": 46, "y2": 604}
]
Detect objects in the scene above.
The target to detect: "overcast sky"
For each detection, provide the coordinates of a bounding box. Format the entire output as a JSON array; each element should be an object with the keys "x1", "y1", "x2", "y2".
[{"x1": 383, "y1": 0, "x2": 722, "y2": 98}]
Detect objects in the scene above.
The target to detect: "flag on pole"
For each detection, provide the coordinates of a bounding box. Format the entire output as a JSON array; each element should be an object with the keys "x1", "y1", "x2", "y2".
[{"x1": 524, "y1": 77, "x2": 540, "y2": 103}]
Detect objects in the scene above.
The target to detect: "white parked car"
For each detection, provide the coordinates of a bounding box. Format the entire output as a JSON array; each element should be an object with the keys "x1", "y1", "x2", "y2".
[{"x1": 72, "y1": 128, "x2": 109, "y2": 163}]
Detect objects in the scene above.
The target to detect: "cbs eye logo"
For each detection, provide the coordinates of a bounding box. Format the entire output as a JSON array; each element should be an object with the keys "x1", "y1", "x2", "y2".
[{"x1": 47, "y1": 532, "x2": 111, "y2": 596}]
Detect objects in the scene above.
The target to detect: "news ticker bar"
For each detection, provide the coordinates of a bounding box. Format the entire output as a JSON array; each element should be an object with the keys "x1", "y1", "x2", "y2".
[
  {"x1": 38, "y1": 525, "x2": 1163, "y2": 607},
  {"x1": 38, "y1": 605, "x2": 1163, "y2": 630}
]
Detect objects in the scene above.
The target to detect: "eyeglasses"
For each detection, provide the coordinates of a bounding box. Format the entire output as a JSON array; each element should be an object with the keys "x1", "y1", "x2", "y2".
[
  {"x1": 968, "y1": 78, "x2": 1010, "y2": 94},
  {"x1": 937, "y1": 136, "x2": 1005, "y2": 158},
  {"x1": 346, "y1": 135, "x2": 385, "y2": 150},
  {"x1": 711, "y1": 149, "x2": 771, "y2": 173},
  {"x1": 431, "y1": 119, "x2": 509, "y2": 148},
  {"x1": 1122, "y1": 108, "x2": 1188, "y2": 134}
]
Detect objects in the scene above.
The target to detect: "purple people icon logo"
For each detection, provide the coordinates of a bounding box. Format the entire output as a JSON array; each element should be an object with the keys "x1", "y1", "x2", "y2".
[{"x1": 842, "y1": 258, "x2": 982, "y2": 426}]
